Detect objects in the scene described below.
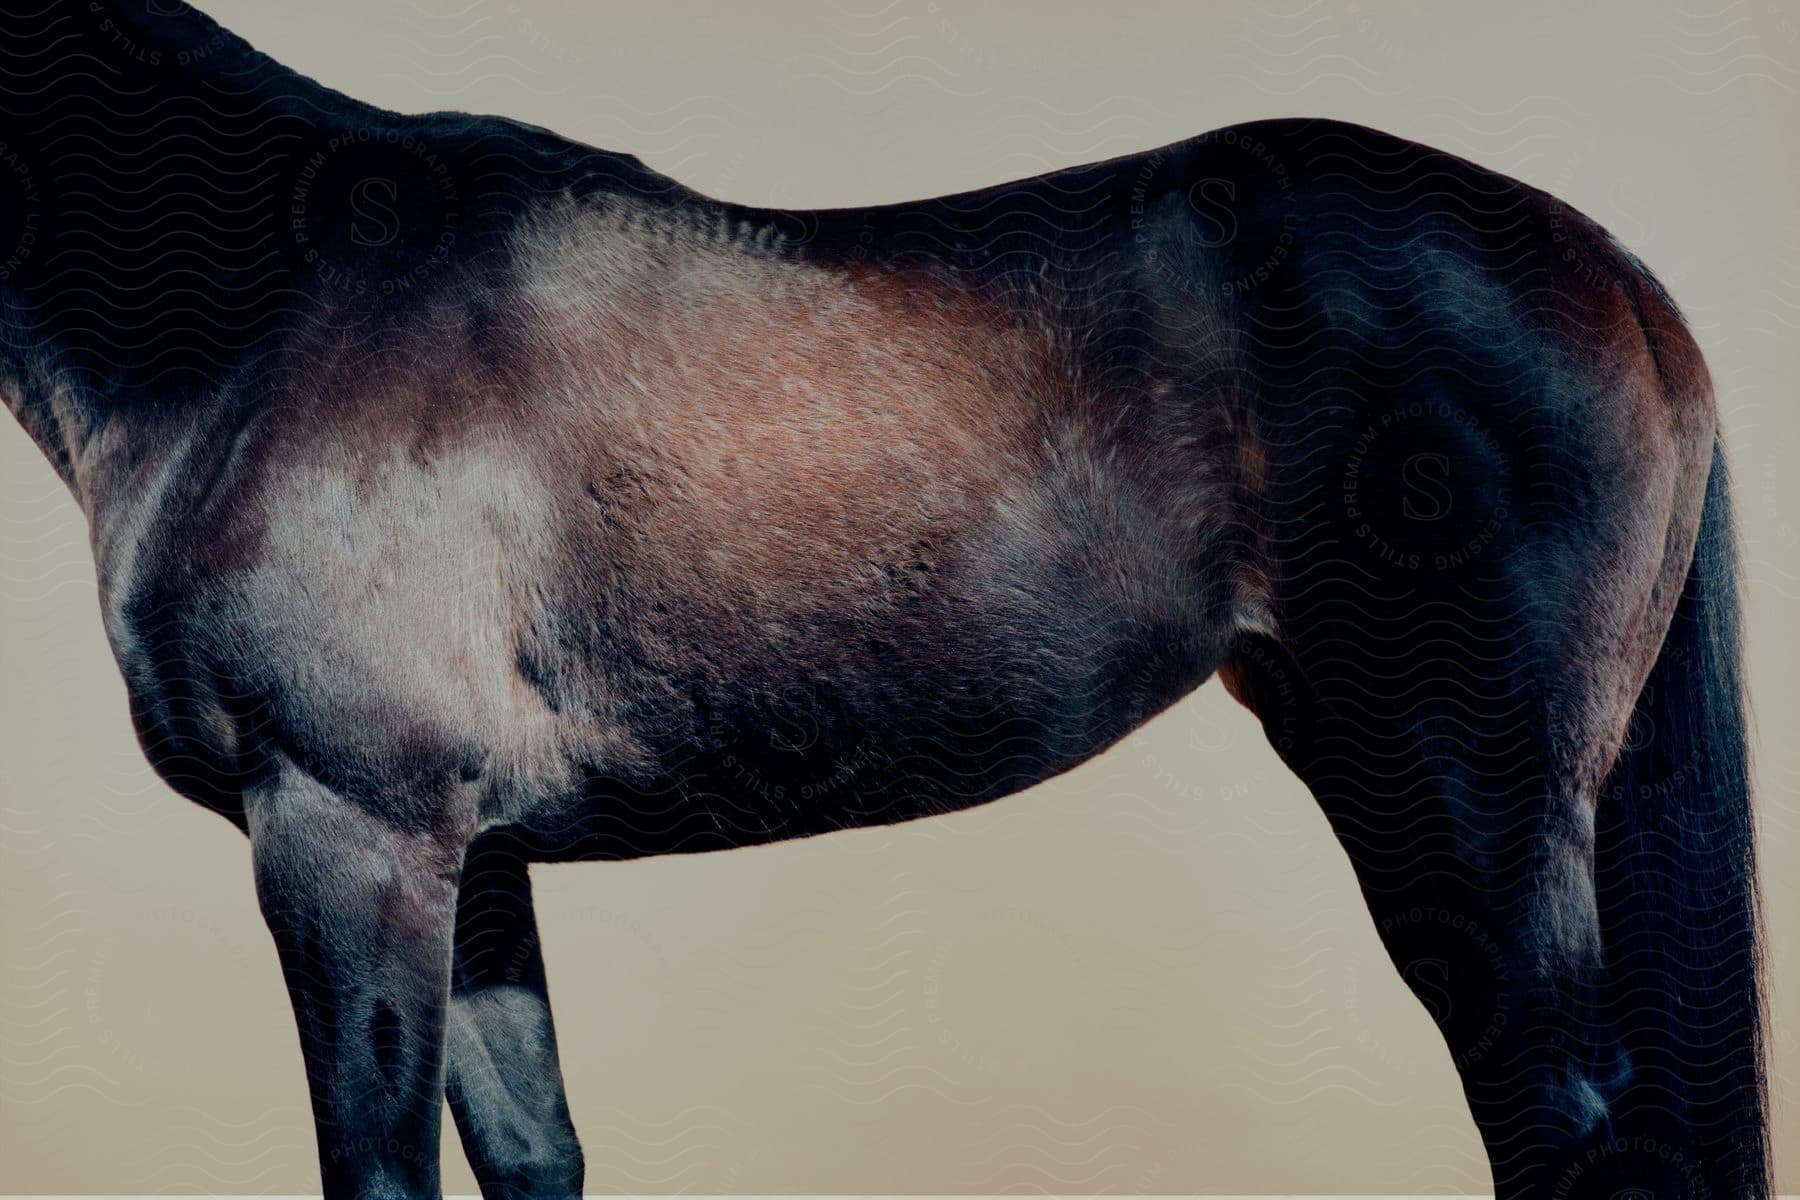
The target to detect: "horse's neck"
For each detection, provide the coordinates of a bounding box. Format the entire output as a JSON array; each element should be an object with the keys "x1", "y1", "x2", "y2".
[
  {"x1": 3, "y1": 3, "x2": 323, "y2": 164},
  {"x1": 1, "y1": 4, "x2": 680, "y2": 513},
  {"x1": 1, "y1": 2, "x2": 347, "y2": 501}
]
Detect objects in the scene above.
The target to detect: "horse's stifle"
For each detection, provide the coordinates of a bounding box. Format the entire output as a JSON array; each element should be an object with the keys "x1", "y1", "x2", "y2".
[{"x1": 0, "y1": 3, "x2": 1767, "y2": 1197}]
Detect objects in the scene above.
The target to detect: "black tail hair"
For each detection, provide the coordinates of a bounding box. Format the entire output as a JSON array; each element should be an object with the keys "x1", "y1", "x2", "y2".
[{"x1": 1596, "y1": 435, "x2": 1767, "y2": 1197}]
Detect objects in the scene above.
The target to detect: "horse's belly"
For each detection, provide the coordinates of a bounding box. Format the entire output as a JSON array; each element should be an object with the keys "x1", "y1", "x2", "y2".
[
  {"x1": 530, "y1": 589, "x2": 1210, "y2": 858},
  {"x1": 514, "y1": 453, "x2": 1216, "y2": 857}
]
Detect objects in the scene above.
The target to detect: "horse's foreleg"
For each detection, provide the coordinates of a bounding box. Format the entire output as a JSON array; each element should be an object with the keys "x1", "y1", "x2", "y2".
[
  {"x1": 247, "y1": 763, "x2": 461, "y2": 1199},
  {"x1": 444, "y1": 835, "x2": 584, "y2": 1199}
]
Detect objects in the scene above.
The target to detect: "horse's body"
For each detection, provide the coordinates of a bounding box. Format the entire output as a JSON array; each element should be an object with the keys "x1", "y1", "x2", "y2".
[{"x1": 1, "y1": 4, "x2": 1767, "y2": 1198}]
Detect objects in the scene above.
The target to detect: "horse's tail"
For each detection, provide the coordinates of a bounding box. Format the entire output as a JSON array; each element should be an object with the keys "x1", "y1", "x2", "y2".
[{"x1": 1597, "y1": 433, "x2": 1768, "y2": 1195}]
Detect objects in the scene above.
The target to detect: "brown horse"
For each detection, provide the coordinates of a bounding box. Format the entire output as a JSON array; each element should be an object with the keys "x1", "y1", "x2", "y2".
[{"x1": 0, "y1": 3, "x2": 1766, "y2": 1197}]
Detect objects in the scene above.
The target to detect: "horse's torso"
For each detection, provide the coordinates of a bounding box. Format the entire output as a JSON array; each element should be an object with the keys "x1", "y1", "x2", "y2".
[
  {"x1": 72, "y1": 115, "x2": 1699, "y2": 860},
  {"x1": 93, "y1": 176, "x2": 1243, "y2": 853}
]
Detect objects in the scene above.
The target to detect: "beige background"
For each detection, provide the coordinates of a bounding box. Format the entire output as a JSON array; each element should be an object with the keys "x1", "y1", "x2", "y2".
[{"x1": 2, "y1": 0, "x2": 1797, "y2": 1193}]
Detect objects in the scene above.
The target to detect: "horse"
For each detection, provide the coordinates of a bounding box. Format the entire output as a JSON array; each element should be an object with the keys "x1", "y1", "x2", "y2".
[{"x1": 0, "y1": 3, "x2": 1767, "y2": 1197}]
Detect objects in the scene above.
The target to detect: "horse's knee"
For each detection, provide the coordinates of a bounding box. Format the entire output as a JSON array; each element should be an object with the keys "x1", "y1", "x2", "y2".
[
  {"x1": 447, "y1": 983, "x2": 584, "y2": 1198},
  {"x1": 1557, "y1": 1052, "x2": 1633, "y2": 1138},
  {"x1": 451, "y1": 1051, "x2": 584, "y2": 1198},
  {"x1": 474, "y1": 1135, "x2": 584, "y2": 1200}
]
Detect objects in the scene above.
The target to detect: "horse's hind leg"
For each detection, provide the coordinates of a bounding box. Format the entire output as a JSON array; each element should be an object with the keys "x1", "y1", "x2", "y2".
[
  {"x1": 444, "y1": 834, "x2": 584, "y2": 1199},
  {"x1": 247, "y1": 761, "x2": 462, "y2": 1199},
  {"x1": 1223, "y1": 628, "x2": 1634, "y2": 1196}
]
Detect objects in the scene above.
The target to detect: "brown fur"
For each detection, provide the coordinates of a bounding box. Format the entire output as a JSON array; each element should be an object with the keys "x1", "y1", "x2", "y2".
[{"x1": 1, "y1": 24, "x2": 1761, "y2": 1183}]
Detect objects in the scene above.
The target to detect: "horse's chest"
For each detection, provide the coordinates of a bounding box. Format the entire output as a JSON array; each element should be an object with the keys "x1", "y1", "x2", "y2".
[{"x1": 101, "y1": 438, "x2": 578, "y2": 816}]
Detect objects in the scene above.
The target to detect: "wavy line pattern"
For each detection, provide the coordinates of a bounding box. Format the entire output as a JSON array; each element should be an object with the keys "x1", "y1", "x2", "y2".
[{"x1": 1, "y1": 0, "x2": 1796, "y2": 1195}]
